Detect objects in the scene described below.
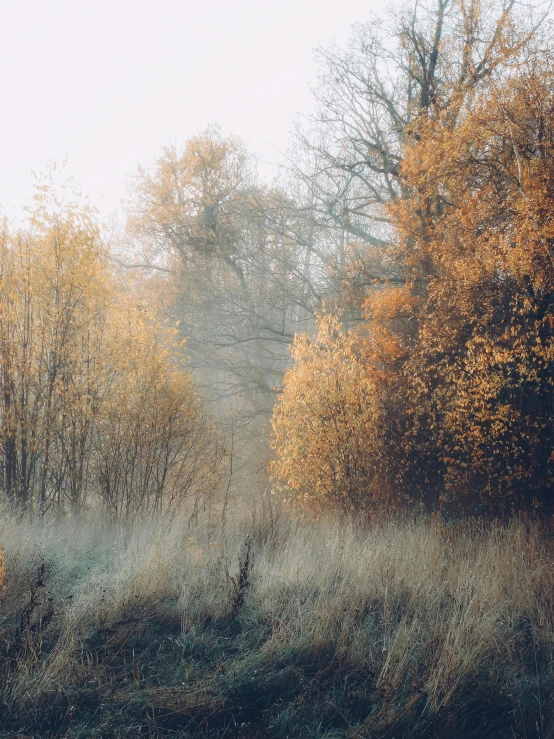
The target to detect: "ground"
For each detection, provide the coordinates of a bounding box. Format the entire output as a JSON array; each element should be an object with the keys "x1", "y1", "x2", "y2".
[{"x1": 0, "y1": 512, "x2": 552, "y2": 737}]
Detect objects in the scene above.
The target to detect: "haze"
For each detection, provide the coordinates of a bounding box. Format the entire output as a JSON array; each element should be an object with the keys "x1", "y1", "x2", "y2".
[{"x1": 0, "y1": 0, "x2": 382, "y2": 220}]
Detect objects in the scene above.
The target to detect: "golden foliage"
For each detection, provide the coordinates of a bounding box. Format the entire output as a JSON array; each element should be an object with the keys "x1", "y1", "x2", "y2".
[
  {"x1": 0, "y1": 190, "x2": 222, "y2": 516},
  {"x1": 272, "y1": 59, "x2": 554, "y2": 516},
  {"x1": 271, "y1": 315, "x2": 393, "y2": 514},
  {"x1": 127, "y1": 126, "x2": 251, "y2": 267},
  {"x1": 389, "y1": 63, "x2": 554, "y2": 513}
]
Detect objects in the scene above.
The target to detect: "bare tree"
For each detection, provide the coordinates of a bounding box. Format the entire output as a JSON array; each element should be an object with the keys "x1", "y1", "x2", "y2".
[{"x1": 291, "y1": 0, "x2": 547, "y2": 279}]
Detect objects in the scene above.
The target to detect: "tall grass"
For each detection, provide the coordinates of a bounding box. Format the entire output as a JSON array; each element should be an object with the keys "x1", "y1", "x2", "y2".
[{"x1": 0, "y1": 511, "x2": 552, "y2": 737}]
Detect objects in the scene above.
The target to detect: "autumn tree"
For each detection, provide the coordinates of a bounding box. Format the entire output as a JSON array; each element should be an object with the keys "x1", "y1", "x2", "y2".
[
  {"x1": 292, "y1": 0, "x2": 546, "y2": 294},
  {"x1": 125, "y1": 129, "x2": 332, "y2": 407},
  {"x1": 385, "y1": 58, "x2": 554, "y2": 514},
  {"x1": 271, "y1": 315, "x2": 392, "y2": 515},
  {"x1": 0, "y1": 190, "x2": 222, "y2": 516},
  {"x1": 271, "y1": 0, "x2": 554, "y2": 516},
  {"x1": 93, "y1": 299, "x2": 223, "y2": 518},
  {"x1": 0, "y1": 198, "x2": 111, "y2": 513}
]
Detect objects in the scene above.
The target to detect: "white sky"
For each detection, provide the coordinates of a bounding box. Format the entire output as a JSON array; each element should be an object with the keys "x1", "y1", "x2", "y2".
[{"x1": 0, "y1": 0, "x2": 383, "y2": 222}]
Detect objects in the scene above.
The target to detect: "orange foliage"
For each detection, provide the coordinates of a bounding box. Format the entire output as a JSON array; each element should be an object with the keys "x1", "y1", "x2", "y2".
[
  {"x1": 390, "y1": 63, "x2": 554, "y2": 514},
  {"x1": 271, "y1": 315, "x2": 397, "y2": 515},
  {"x1": 272, "y1": 61, "x2": 554, "y2": 517}
]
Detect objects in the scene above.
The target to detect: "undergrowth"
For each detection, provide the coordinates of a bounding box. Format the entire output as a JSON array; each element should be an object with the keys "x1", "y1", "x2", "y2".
[{"x1": 0, "y1": 511, "x2": 552, "y2": 737}]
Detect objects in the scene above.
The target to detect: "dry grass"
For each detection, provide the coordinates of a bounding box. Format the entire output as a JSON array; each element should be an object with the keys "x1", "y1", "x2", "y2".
[{"x1": 0, "y1": 510, "x2": 552, "y2": 737}]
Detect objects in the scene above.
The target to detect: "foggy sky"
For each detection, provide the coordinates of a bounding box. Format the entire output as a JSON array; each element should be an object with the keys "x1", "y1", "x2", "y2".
[{"x1": 0, "y1": 0, "x2": 382, "y2": 221}]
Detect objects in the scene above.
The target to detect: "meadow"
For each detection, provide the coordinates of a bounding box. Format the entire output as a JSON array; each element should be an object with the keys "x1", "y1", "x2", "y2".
[{"x1": 0, "y1": 510, "x2": 552, "y2": 737}]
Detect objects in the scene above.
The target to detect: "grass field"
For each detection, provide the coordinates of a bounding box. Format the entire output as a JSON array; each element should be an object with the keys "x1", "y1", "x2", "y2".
[{"x1": 0, "y1": 510, "x2": 552, "y2": 737}]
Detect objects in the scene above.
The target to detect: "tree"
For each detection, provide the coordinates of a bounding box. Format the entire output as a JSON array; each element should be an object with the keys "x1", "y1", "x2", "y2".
[
  {"x1": 292, "y1": 0, "x2": 546, "y2": 290},
  {"x1": 94, "y1": 300, "x2": 223, "y2": 518},
  {"x1": 0, "y1": 190, "x2": 222, "y2": 517},
  {"x1": 125, "y1": 128, "x2": 330, "y2": 406},
  {"x1": 0, "y1": 199, "x2": 110, "y2": 513},
  {"x1": 387, "y1": 58, "x2": 554, "y2": 514},
  {"x1": 271, "y1": 315, "x2": 390, "y2": 515},
  {"x1": 271, "y1": 0, "x2": 554, "y2": 516},
  {"x1": 124, "y1": 129, "x2": 341, "y2": 497}
]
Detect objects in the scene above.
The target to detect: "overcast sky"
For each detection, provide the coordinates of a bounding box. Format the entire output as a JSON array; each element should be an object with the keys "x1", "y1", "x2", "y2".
[{"x1": 0, "y1": 0, "x2": 383, "y2": 222}]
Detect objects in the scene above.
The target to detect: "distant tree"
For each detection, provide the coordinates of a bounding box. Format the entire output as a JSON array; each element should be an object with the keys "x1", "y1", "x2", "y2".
[
  {"x1": 124, "y1": 129, "x2": 345, "y2": 498},
  {"x1": 125, "y1": 128, "x2": 331, "y2": 411}
]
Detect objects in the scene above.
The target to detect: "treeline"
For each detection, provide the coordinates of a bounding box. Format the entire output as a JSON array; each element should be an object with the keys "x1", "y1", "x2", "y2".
[
  {"x1": 2, "y1": 0, "x2": 554, "y2": 518},
  {"x1": 0, "y1": 197, "x2": 222, "y2": 516}
]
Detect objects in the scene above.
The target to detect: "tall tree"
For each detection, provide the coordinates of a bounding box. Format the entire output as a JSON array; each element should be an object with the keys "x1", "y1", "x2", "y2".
[
  {"x1": 272, "y1": 1, "x2": 554, "y2": 516},
  {"x1": 125, "y1": 129, "x2": 341, "y2": 494},
  {"x1": 292, "y1": 0, "x2": 546, "y2": 291}
]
